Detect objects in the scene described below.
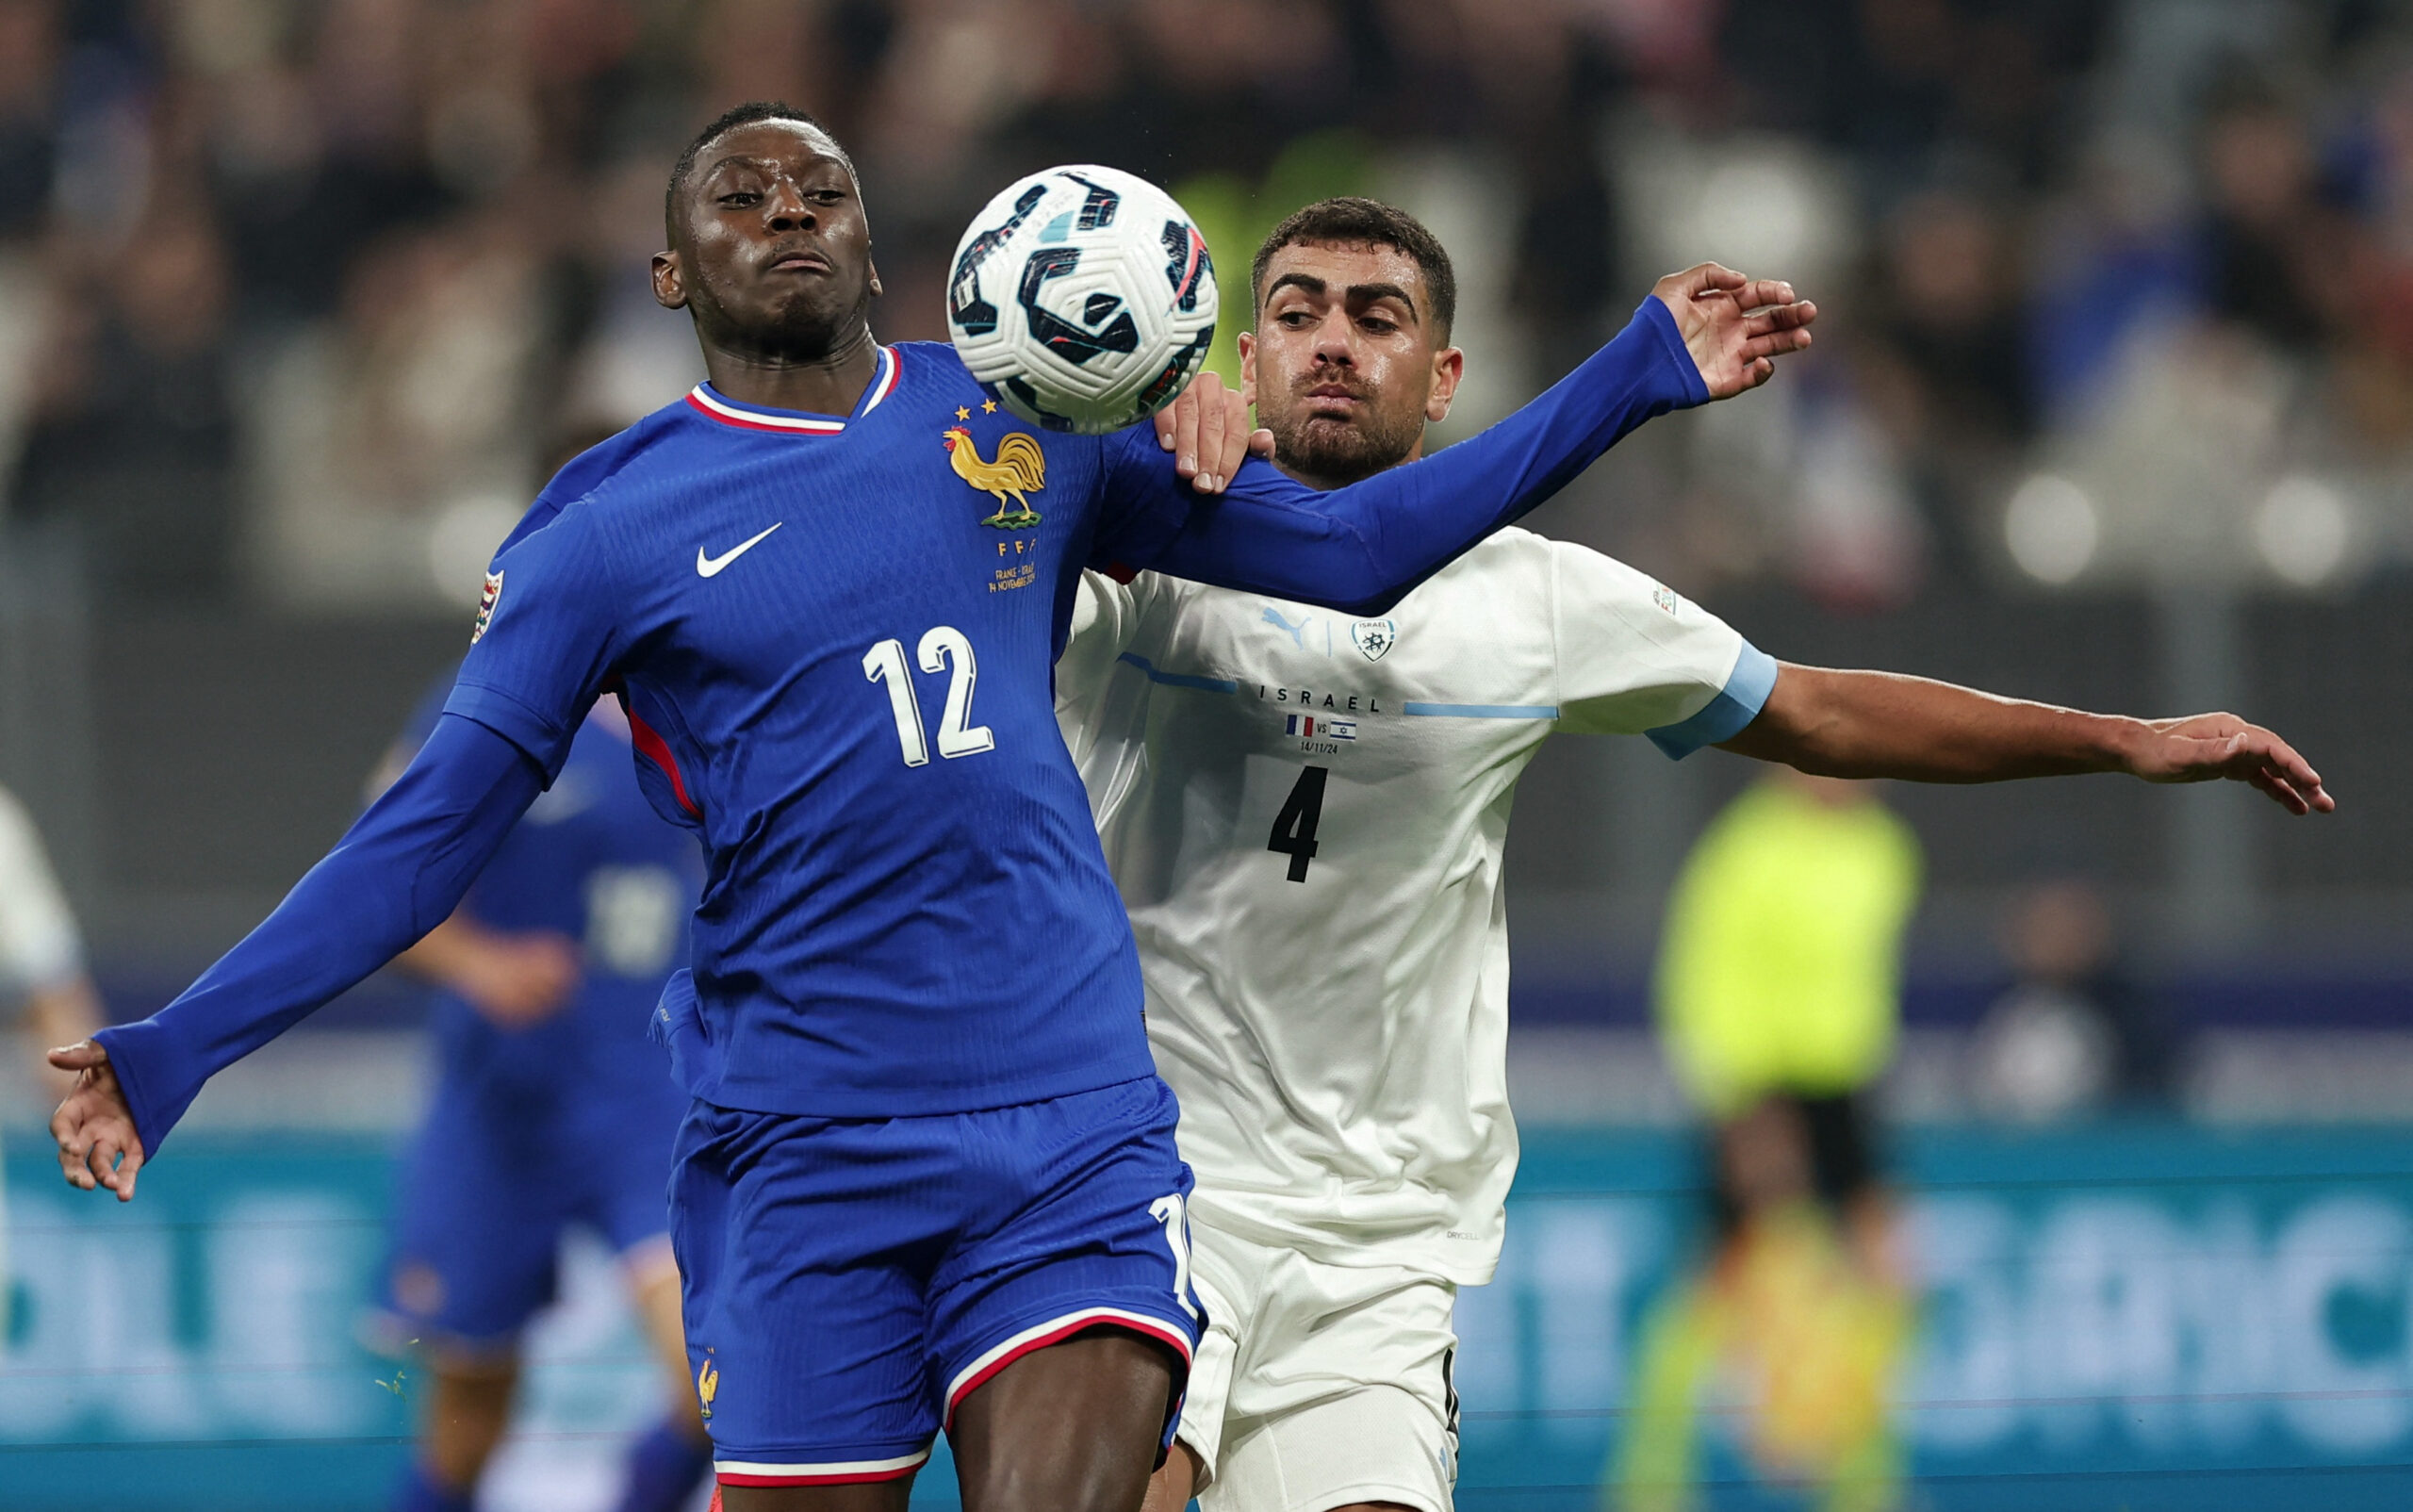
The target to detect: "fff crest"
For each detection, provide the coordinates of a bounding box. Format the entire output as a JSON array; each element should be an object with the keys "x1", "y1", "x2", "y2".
[{"x1": 944, "y1": 425, "x2": 1046, "y2": 529}]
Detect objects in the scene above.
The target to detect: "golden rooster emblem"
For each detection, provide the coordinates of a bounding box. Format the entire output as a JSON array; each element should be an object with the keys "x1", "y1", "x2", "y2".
[
  {"x1": 696, "y1": 1356, "x2": 719, "y2": 1420},
  {"x1": 944, "y1": 426, "x2": 1046, "y2": 529}
]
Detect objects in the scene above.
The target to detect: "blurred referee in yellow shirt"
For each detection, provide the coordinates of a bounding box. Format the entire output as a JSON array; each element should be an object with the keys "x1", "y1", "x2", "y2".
[{"x1": 1617, "y1": 770, "x2": 1921, "y2": 1512}]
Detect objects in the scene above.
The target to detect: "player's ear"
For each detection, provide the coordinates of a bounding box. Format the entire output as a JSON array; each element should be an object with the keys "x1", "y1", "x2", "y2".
[
  {"x1": 867, "y1": 255, "x2": 884, "y2": 299},
  {"x1": 1237, "y1": 331, "x2": 1257, "y2": 407},
  {"x1": 1426, "y1": 344, "x2": 1465, "y2": 424},
  {"x1": 651, "y1": 250, "x2": 688, "y2": 311}
]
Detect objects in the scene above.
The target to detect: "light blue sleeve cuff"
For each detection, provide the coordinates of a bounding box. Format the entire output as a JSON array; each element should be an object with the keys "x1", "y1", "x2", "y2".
[{"x1": 1646, "y1": 641, "x2": 1778, "y2": 760}]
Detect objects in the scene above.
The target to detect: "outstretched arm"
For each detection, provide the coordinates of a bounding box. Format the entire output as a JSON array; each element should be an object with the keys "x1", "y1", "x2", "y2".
[
  {"x1": 1716, "y1": 665, "x2": 2334, "y2": 814},
  {"x1": 1103, "y1": 265, "x2": 1814, "y2": 610},
  {"x1": 48, "y1": 714, "x2": 545, "y2": 1199}
]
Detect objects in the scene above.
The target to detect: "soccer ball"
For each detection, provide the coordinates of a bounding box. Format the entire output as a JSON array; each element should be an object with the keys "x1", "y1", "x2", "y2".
[{"x1": 946, "y1": 164, "x2": 1218, "y2": 435}]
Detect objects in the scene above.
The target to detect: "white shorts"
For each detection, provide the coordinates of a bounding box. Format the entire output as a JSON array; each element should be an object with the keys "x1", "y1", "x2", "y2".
[{"x1": 1179, "y1": 1221, "x2": 1459, "y2": 1512}]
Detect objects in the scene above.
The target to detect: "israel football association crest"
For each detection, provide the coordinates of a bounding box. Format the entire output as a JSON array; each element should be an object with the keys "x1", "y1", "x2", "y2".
[{"x1": 1350, "y1": 617, "x2": 1398, "y2": 662}]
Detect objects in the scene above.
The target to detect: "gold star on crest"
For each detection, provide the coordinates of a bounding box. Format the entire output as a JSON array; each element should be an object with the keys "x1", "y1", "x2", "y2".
[
  {"x1": 981, "y1": 398, "x2": 997, "y2": 414},
  {"x1": 955, "y1": 405, "x2": 970, "y2": 420}
]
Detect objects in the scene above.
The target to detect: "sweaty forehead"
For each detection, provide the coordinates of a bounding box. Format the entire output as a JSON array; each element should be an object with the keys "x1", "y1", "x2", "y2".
[
  {"x1": 695, "y1": 123, "x2": 853, "y2": 186},
  {"x1": 1259, "y1": 241, "x2": 1430, "y2": 316}
]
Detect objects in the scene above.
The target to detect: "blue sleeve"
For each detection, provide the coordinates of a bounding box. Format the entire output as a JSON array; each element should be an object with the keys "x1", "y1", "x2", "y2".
[
  {"x1": 91, "y1": 715, "x2": 543, "y2": 1156},
  {"x1": 1647, "y1": 641, "x2": 1780, "y2": 759},
  {"x1": 444, "y1": 497, "x2": 625, "y2": 781},
  {"x1": 1090, "y1": 297, "x2": 1709, "y2": 612}
]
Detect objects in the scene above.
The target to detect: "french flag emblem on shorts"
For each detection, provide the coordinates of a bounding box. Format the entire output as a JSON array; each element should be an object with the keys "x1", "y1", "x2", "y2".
[{"x1": 1286, "y1": 715, "x2": 1355, "y2": 740}]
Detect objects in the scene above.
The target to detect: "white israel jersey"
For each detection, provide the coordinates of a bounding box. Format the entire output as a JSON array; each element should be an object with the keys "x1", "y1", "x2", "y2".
[{"x1": 1057, "y1": 527, "x2": 1775, "y2": 1285}]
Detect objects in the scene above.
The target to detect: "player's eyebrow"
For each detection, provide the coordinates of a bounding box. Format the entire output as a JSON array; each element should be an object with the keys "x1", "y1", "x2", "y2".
[
  {"x1": 702, "y1": 153, "x2": 851, "y2": 184},
  {"x1": 1264, "y1": 271, "x2": 1421, "y2": 323},
  {"x1": 1342, "y1": 281, "x2": 1420, "y2": 320}
]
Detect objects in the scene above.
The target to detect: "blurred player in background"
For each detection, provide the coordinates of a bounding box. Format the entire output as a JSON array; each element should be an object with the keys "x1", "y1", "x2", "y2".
[
  {"x1": 369, "y1": 678, "x2": 710, "y2": 1512},
  {"x1": 1055, "y1": 198, "x2": 2331, "y2": 1512},
  {"x1": 1618, "y1": 770, "x2": 1921, "y2": 1512},
  {"x1": 0, "y1": 781, "x2": 102, "y2": 1331}
]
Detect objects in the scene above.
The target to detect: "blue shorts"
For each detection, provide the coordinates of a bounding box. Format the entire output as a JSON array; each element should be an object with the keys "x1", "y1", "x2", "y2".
[
  {"x1": 379, "y1": 1074, "x2": 684, "y2": 1353},
  {"x1": 672, "y1": 1075, "x2": 1203, "y2": 1488}
]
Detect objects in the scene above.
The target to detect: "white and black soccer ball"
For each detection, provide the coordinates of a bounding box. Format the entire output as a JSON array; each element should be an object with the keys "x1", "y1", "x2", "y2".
[{"x1": 945, "y1": 165, "x2": 1218, "y2": 435}]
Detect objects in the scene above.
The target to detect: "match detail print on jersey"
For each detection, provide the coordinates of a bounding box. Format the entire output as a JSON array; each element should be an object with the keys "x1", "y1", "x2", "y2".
[
  {"x1": 697, "y1": 522, "x2": 784, "y2": 577},
  {"x1": 863, "y1": 626, "x2": 995, "y2": 767}
]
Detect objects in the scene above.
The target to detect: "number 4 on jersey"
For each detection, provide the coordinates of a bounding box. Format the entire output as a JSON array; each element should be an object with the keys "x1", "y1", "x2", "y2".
[{"x1": 1267, "y1": 764, "x2": 1328, "y2": 882}]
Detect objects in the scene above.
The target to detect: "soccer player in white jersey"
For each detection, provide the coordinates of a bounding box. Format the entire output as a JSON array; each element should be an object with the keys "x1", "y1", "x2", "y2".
[{"x1": 1055, "y1": 198, "x2": 2332, "y2": 1512}]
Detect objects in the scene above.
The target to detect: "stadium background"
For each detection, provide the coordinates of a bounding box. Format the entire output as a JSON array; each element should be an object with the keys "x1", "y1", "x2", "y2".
[{"x1": 2, "y1": 0, "x2": 2410, "y2": 1506}]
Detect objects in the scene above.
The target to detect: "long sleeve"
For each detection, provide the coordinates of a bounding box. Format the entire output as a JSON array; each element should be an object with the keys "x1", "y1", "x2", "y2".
[
  {"x1": 1092, "y1": 295, "x2": 1709, "y2": 613},
  {"x1": 92, "y1": 714, "x2": 546, "y2": 1154}
]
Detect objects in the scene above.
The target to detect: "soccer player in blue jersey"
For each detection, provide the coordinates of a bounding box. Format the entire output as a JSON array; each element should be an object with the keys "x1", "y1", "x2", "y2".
[
  {"x1": 369, "y1": 687, "x2": 711, "y2": 1512},
  {"x1": 48, "y1": 103, "x2": 1818, "y2": 1511}
]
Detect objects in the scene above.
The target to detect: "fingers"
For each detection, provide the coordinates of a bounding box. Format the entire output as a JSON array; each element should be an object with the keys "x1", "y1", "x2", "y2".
[
  {"x1": 110, "y1": 1142, "x2": 144, "y2": 1201},
  {"x1": 1194, "y1": 379, "x2": 1233, "y2": 494},
  {"x1": 1666, "y1": 262, "x2": 1745, "y2": 299},
  {"x1": 48, "y1": 1039, "x2": 106, "y2": 1071},
  {"x1": 1248, "y1": 427, "x2": 1276, "y2": 459},
  {"x1": 2248, "y1": 765, "x2": 2310, "y2": 815},
  {"x1": 1743, "y1": 300, "x2": 1818, "y2": 336},
  {"x1": 2233, "y1": 728, "x2": 2332, "y2": 814},
  {"x1": 1721, "y1": 277, "x2": 1797, "y2": 312},
  {"x1": 86, "y1": 1133, "x2": 123, "y2": 1194},
  {"x1": 53, "y1": 1108, "x2": 96, "y2": 1190},
  {"x1": 1739, "y1": 327, "x2": 1814, "y2": 364},
  {"x1": 1166, "y1": 382, "x2": 1204, "y2": 480}
]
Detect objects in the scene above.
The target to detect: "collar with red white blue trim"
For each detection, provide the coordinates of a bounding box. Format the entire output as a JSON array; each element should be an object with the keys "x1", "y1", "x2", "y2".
[{"x1": 684, "y1": 346, "x2": 900, "y2": 436}]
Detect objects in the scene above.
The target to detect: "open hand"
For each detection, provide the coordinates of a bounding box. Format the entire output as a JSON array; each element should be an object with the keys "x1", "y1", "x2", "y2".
[
  {"x1": 2127, "y1": 714, "x2": 2334, "y2": 814},
  {"x1": 1651, "y1": 263, "x2": 1816, "y2": 399},
  {"x1": 1154, "y1": 370, "x2": 1276, "y2": 494},
  {"x1": 49, "y1": 1040, "x2": 144, "y2": 1201}
]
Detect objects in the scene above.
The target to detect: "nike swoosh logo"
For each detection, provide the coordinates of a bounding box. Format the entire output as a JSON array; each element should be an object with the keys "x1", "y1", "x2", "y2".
[{"x1": 697, "y1": 523, "x2": 782, "y2": 577}]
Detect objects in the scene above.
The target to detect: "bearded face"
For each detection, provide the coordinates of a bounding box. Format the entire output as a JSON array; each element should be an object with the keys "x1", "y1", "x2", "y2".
[{"x1": 1246, "y1": 240, "x2": 1461, "y2": 490}]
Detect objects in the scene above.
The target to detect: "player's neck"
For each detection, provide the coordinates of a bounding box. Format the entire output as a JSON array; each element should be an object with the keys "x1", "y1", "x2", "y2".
[{"x1": 700, "y1": 324, "x2": 882, "y2": 417}]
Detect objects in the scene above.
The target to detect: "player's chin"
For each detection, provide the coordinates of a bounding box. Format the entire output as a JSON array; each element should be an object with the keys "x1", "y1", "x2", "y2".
[
  {"x1": 1278, "y1": 418, "x2": 1410, "y2": 479},
  {"x1": 758, "y1": 284, "x2": 860, "y2": 340}
]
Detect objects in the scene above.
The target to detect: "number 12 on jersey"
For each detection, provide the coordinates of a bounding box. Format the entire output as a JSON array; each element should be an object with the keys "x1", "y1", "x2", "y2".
[
  {"x1": 1267, "y1": 764, "x2": 1328, "y2": 882},
  {"x1": 864, "y1": 625, "x2": 995, "y2": 767}
]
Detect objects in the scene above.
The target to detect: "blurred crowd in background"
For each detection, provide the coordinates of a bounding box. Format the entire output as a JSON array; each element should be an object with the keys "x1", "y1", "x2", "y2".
[
  {"x1": 8, "y1": 0, "x2": 2413, "y2": 610},
  {"x1": 0, "y1": 0, "x2": 2409, "y2": 1120}
]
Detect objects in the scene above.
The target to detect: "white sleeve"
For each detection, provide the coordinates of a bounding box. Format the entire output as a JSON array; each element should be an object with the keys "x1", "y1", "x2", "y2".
[
  {"x1": 1547, "y1": 539, "x2": 1777, "y2": 755},
  {"x1": 1055, "y1": 570, "x2": 1148, "y2": 765},
  {"x1": 0, "y1": 785, "x2": 85, "y2": 994}
]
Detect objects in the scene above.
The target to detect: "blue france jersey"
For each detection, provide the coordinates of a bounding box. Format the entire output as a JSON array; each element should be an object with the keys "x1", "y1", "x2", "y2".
[
  {"x1": 398, "y1": 694, "x2": 704, "y2": 1107},
  {"x1": 447, "y1": 344, "x2": 1209, "y2": 1118}
]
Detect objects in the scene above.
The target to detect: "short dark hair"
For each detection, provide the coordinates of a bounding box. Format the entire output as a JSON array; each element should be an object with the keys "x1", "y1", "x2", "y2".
[
  {"x1": 665, "y1": 102, "x2": 855, "y2": 237},
  {"x1": 1252, "y1": 197, "x2": 1457, "y2": 342}
]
